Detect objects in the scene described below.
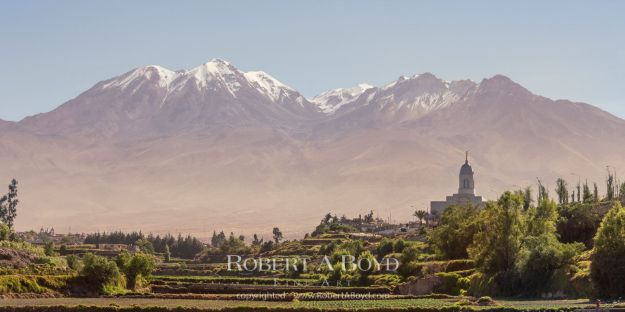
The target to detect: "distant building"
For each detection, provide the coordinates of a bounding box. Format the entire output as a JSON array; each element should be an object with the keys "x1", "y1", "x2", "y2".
[{"x1": 430, "y1": 152, "x2": 484, "y2": 215}]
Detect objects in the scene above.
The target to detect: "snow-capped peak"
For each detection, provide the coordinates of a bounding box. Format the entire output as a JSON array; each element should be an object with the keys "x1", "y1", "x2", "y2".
[
  {"x1": 144, "y1": 58, "x2": 244, "y2": 96},
  {"x1": 311, "y1": 83, "x2": 374, "y2": 114},
  {"x1": 193, "y1": 59, "x2": 237, "y2": 76},
  {"x1": 99, "y1": 59, "x2": 305, "y2": 104},
  {"x1": 102, "y1": 65, "x2": 177, "y2": 90},
  {"x1": 244, "y1": 71, "x2": 295, "y2": 101}
]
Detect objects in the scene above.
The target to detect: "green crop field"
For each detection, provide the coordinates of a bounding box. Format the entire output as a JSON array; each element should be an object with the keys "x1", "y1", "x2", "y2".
[{"x1": 0, "y1": 297, "x2": 596, "y2": 311}]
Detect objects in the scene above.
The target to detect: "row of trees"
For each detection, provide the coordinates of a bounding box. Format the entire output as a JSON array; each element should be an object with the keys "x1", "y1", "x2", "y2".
[
  {"x1": 210, "y1": 227, "x2": 283, "y2": 247},
  {"x1": 84, "y1": 231, "x2": 204, "y2": 259},
  {"x1": 554, "y1": 172, "x2": 625, "y2": 205},
  {"x1": 430, "y1": 181, "x2": 625, "y2": 298},
  {"x1": 199, "y1": 228, "x2": 287, "y2": 261},
  {"x1": 85, "y1": 226, "x2": 288, "y2": 263}
]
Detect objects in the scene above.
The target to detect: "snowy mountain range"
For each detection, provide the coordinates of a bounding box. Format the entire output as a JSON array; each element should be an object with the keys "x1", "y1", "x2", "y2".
[{"x1": 2, "y1": 59, "x2": 625, "y2": 238}]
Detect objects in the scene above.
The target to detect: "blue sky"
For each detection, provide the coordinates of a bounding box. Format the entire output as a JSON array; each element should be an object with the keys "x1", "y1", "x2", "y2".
[{"x1": 1, "y1": 0, "x2": 624, "y2": 121}]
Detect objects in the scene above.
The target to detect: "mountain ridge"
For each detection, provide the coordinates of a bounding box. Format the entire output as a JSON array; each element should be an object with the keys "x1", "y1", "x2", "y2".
[{"x1": 2, "y1": 59, "x2": 625, "y2": 238}]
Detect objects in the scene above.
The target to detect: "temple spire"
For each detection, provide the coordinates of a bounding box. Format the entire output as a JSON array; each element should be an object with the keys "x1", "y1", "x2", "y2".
[{"x1": 465, "y1": 150, "x2": 469, "y2": 164}]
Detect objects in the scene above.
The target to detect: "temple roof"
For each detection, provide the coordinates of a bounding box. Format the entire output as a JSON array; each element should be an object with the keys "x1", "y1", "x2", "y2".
[
  {"x1": 460, "y1": 161, "x2": 474, "y2": 175},
  {"x1": 460, "y1": 151, "x2": 473, "y2": 175}
]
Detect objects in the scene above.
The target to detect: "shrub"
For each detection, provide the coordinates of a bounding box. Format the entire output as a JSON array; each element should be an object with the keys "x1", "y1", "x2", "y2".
[
  {"x1": 0, "y1": 223, "x2": 10, "y2": 241},
  {"x1": 393, "y1": 239, "x2": 406, "y2": 253},
  {"x1": 398, "y1": 261, "x2": 422, "y2": 278},
  {"x1": 477, "y1": 296, "x2": 496, "y2": 306},
  {"x1": 118, "y1": 253, "x2": 155, "y2": 290},
  {"x1": 377, "y1": 238, "x2": 394, "y2": 257},
  {"x1": 434, "y1": 272, "x2": 469, "y2": 295},
  {"x1": 467, "y1": 272, "x2": 497, "y2": 297},
  {"x1": 66, "y1": 254, "x2": 82, "y2": 271},
  {"x1": 44, "y1": 241, "x2": 55, "y2": 256},
  {"x1": 80, "y1": 253, "x2": 122, "y2": 292}
]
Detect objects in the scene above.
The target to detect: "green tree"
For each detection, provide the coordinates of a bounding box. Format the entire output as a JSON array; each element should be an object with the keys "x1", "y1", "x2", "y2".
[
  {"x1": 555, "y1": 178, "x2": 569, "y2": 205},
  {"x1": 115, "y1": 250, "x2": 132, "y2": 270},
  {"x1": 590, "y1": 202, "x2": 625, "y2": 298},
  {"x1": 469, "y1": 192, "x2": 525, "y2": 294},
  {"x1": 515, "y1": 187, "x2": 533, "y2": 211},
  {"x1": 393, "y1": 239, "x2": 406, "y2": 253},
  {"x1": 219, "y1": 233, "x2": 251, "y2": 254},
  {"x1": 44, "y1": 240, "x2": 55, "y2": 256},
  {"x1": 252, "y1": 234, "x2": 263, "y2": 246},
  {"x1": 356, "y1": 250, "x2": 377, "y2": 285},
  {"x1": 0, "y1": 179, "x2": 18, "y2": 228},
  {"x1": 414, "y1": 210, "x2": 427, "y2": 225},
  {"x1": 582, "y1": 181, "x2": 592, "y2": 203},
  {"x1": 376, "y1": 238, "x2": 394, "y2": 257},
  {"x1": 556, "y1": 202, "x2": 601, "y2": 247},
  {"x1": 593, "y1": 183, "x2": 599, "y2": 203},
  {"x1": 537, "y1": 179, "x2": 549, "y2": 203},
  {"x1": 123, "y1": 253, "x2": 155, "y2": 290},
  {"x1": 430, "y1": 204, "x2": 480, "y2": 259},
  {"x1": 164, "y1": 245, "x2": 171, "y2": 262},
  {"x1": 606, "y1": 171, "x2": 615, "y2": 201},
  {"x1": 80, "y1": 253, "x2": 121, "y2": 292},
  {"x1": 517, "y1": 199, "x2": 582, "y2": 295},
  {"x1": 526, "y1": 199, "x2": 557, "y2": 237},
  {"x1": 272, "y1": 227, "x2": 283, "y2": 244},
  {"x1": 66, "y1": 254, "x2": 83, "y2": 271},
  {"x1": 397, "y1": 245, "x2": 422, "y2": 278},
  {"x1": 211, "y1": 231, "x2": 226, "y2": 247},
  {"x1": 260, "y1": 241, "x2": 274, "y2": 252},
  {"x1": 134, "y1": 238, "x2": 154, "y2": 254}
]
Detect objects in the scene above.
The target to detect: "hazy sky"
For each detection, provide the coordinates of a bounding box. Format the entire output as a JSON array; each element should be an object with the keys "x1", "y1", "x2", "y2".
[{"x1": 1, "y1": 0, "x2": 624, "y2": 121}]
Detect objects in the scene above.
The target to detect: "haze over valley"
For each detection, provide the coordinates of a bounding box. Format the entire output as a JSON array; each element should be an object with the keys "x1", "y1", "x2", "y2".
[{"x1": 2, "y1": 59, "x2": 625, "y2": 238}]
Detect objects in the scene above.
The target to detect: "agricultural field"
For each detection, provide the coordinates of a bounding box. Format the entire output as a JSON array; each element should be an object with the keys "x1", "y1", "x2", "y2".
[
  {"x1": 5, "y1": 200, "x2": 625, "y2": 311},
  {"x1": 0, "y1": 297, "x2": 598, "y2": 310}
]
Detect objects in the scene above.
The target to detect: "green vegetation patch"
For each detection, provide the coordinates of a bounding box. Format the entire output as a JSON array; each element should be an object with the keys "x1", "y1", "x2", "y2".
[{"x1": 0, "y1": 275, "x2": 70, "y2": 294}]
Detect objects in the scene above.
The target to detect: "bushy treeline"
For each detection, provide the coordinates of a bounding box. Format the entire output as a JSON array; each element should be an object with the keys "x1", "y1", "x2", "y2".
[
  {"x1": 83, "y1": 231, "x2": 204, "y2": 259},
  {"x1": 73, "y1": 251, "x2": 155, "y2": 293},
  {"x1": 429, "y1": 178, "x2": 625, "y2": 298},
  {"x1": 468, "y1": 193, "x2": 583, "y2": 296}
]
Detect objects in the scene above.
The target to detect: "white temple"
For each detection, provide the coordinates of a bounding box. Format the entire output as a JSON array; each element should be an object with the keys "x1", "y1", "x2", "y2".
[{"x1": 430, "y1": 152, "x2": 484, "y2": 215}]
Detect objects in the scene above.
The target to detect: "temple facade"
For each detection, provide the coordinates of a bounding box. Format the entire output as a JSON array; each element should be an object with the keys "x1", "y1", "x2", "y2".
[{"x1": 430, "y1": 152, "x2": 484, "y2": 215}]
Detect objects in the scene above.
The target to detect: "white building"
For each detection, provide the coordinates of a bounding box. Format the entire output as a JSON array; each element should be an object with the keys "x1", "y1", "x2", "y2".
[{"x1": 430, "y1": 152, "x2": 484, "y2": 215}]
